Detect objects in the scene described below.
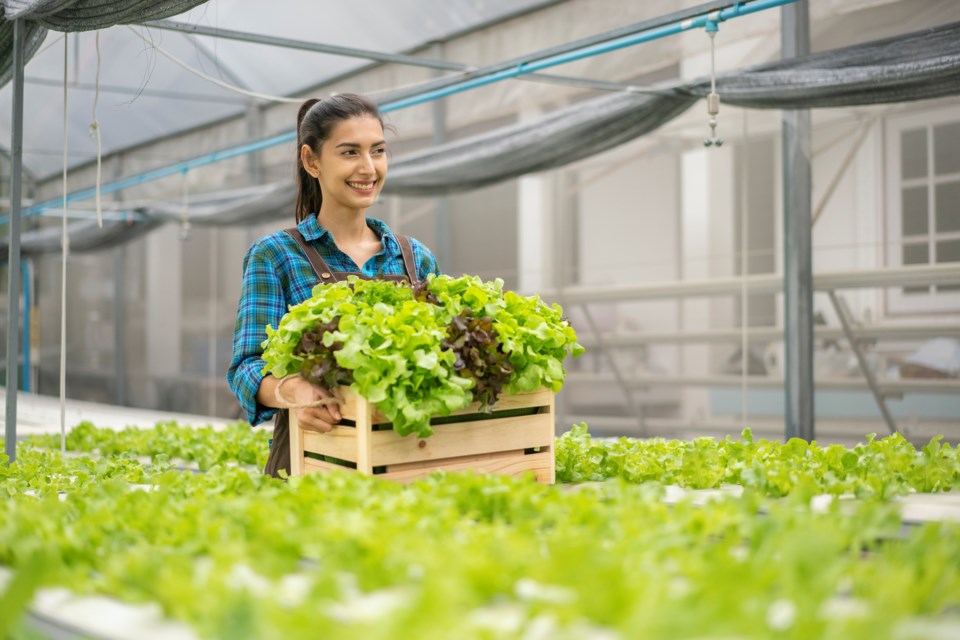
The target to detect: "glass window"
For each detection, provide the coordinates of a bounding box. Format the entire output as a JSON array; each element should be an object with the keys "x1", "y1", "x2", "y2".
[
  {"x1": 934, "y1": 181, "x2": 960, "y2": 234},
  {"x1": 901, "y1": 186, "x2": 928, "y2": 236},
  {"x1": 888, "y1": 110, "x2": 960, "y2": 311},
  {"x1": 934, "y1": 122, "x2": 960, "y2": 175},
  {"x1": 902, "y1": 243, "x2": 930, "y2": 295},
  {"x1": 936, "y1": 239, "x2": 960, "y2": 292},
  {"x1": 936, "y1": 239, "x2": 960, "y2": 264},
  {"x1": 901, "y1": 128, "x2": 927, "y2": 180}
]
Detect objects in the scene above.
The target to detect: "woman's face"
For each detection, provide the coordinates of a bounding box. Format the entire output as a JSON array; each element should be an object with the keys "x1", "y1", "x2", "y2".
[{"x1": 303, "y1": 115, "x2": 387, "y2": 214}]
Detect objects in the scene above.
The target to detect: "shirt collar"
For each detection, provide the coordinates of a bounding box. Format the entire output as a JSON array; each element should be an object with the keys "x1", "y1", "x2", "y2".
[{"x1": 298, "y1": 214, "x2": 402, "y2": 258}]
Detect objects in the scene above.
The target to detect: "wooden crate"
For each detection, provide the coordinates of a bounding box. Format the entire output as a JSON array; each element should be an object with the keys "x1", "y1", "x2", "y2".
[{"x1": 289, "y1": 387, "x2": 555, "y2": 484}]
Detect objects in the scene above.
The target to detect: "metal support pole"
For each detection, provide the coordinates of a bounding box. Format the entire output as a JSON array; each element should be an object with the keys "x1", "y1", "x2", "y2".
[
  {"x1": 579, "y1": 304, "x2": 646, "y2": 435},
  {"x1": 5, "y1": 18, "x2": 25, "y2": 462},
  {"x1": 245, "y1": 102, "x2": 263, "y2": 185},
  {"x1": 113, "y1": 157, "x2": 127, "y2": 406},
  {"x1": 21, "y1": 259, "x2": 29, "y2": 392},
  {"x1": 781, "y1": 0, "x2": 814, "y2": 441},
  {"x1": 827, "y1": 291, "x2": 898, "y2": 435},
  {"x1": 113, "y1": 245, "x2": 127, "y2": 405}
]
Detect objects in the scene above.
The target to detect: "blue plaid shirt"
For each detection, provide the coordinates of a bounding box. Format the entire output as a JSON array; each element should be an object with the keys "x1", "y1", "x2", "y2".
[{"x1": 227, "y1": 215, "x2": 440, "y2": 425}]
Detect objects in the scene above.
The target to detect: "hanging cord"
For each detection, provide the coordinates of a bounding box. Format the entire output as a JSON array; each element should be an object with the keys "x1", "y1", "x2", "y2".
[
  {"x1": 274, "y1": 376, "x2": 339, "y2": 409},
  {"x1": 704, "y1": 20, "x2": 723, "y2": 148},
  {"x1": 740, "y1": 107, "x2": 749, "y2": 432},
  {"x1": 180, "y1": 168, "x2": 191, "y2": 240},
  {"x1": 127, "y1": 26, "x2": 301, "y2": 104},
  {"x1": 60, "y1": 35, "x2": 70, "y2": 453},
  {"x1": 89, "y1": 31, "x2": 103, "y2": 228}
]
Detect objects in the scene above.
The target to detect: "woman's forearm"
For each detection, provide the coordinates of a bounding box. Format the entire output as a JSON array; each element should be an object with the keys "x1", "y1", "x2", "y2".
[{"x1": 256, "y1": 374, "x2": 285, "y2": 409}]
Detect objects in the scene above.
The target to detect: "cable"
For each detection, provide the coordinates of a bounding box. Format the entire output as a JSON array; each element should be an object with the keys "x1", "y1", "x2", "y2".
[
  {"x1": 60, "y1": 34, "x2": 69, "y2": 453},
  {"x1": 90, "y1": 31, "x2": 103, "y2": 228},
  {"x1": 740, "y1": 107, "x2": 749, "y2": 432},
  {"x1": 128, "y1": 26, "x2": 302, "y2": 104}
]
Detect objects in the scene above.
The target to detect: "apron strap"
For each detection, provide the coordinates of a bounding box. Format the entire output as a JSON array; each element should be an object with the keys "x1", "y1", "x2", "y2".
[
  {"x1": 395, "y1": 234, "x2": 419, "y2": 283},
  {"x1": 284, "y1": 227, "x2": 339, "y2": 283},
  {"x1": 285, "y1": 227, "x2": 418, "y2": 284}
]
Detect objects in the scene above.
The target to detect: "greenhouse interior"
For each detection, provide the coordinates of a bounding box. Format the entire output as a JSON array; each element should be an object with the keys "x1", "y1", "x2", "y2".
[{"x1": 1, "y1": 0, "x2": 959, "y2": 637}]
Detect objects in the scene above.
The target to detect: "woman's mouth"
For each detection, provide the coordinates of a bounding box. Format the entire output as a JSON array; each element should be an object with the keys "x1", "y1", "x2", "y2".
[{"x1": 347, "y1": 180, "x2": 377, "y2": 193}]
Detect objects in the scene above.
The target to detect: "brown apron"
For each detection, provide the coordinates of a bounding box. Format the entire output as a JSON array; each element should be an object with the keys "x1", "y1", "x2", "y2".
[{"x1": 263, "y1": 228, "x2": 419, "y2": 478}]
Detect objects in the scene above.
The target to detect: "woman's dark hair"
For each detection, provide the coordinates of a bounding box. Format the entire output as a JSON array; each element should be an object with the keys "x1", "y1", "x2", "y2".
[{"x1": 295, "y1": 93, "x2": 386, "y2": 223}]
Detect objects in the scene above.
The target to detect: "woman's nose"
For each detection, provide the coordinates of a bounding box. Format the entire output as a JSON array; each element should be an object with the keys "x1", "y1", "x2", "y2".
[{"x1": 359, "y1": 153, "x2": 376, "y2": 173}]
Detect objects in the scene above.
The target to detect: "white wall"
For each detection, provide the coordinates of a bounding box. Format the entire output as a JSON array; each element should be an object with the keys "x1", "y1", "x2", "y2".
[{"x1": 575, "y1": 141, "x2": 681, "y2": 377}]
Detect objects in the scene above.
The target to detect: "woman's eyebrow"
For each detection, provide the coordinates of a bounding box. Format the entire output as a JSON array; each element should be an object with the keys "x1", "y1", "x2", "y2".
[{"x1": 335, "y1": 140, "x2": 387, "y2": 149}]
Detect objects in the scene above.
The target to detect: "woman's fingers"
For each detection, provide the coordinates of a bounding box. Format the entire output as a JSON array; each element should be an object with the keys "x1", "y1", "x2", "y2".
[
  {"x1": 285, "y1": 377, "x2": 343, "y2": 423},
  {"x1": 296, "y1": 406, "x2": 337, "y2": 433},
  {"x1": 281, "y1": 376, "x2": 343, "y2": 433},
  {"x1": 314, "y1": 386, "x2": 342, "y2": 421}
]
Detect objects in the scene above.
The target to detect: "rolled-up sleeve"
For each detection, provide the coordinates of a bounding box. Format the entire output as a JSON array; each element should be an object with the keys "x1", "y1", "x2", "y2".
[{"x1": 227, "y1": 240, "x2": 287, "y2": 426}]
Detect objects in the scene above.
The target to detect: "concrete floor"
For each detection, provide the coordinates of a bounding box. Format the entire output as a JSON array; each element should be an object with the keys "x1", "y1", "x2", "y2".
[{"x1": 1, "y1": 387, "x2": 237, "y2": 439}]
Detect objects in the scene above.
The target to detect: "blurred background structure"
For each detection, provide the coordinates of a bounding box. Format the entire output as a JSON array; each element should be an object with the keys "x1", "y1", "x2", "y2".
[{"x1": 0, "y1": 0, "x2": 958, "y2": 445}]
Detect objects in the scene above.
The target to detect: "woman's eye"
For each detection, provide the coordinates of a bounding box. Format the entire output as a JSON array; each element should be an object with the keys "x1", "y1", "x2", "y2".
[{"x1": 373, "y1": 147, "x2": 385, "y2": 155}]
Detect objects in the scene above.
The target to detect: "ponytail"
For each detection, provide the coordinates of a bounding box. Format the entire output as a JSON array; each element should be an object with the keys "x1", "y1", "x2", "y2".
[
  {"x1": 293, "y1": 94, "x2": 387, "y2": 224},
  {"x1": 295, "y1": 98, "x2": 322, "y2": 223}
]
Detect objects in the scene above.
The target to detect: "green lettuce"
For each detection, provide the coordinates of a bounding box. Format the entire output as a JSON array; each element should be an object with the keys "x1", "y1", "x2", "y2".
[{"x1": 261, "y1": 275, "x2": 583, "y2": 437}]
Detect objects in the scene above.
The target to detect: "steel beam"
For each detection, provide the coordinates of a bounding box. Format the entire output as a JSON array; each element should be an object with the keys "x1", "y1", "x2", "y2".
[
  {"x1": 13, "y1": 1, "x2": 795, "y2": 218},
  {"x1": 576, "y1": 323, "x2": 960, "y2": 347},
  {"x1": 567, "y1": 372, "x2": 960, "y2": 394},
  {"x1": 5, "y1": 19, "x2": 25, "y2": 463},
  {"x1": 827, "y1": 290, "x2": 898, "y2": 435},
  {"x1": 536, "y1": 263, "x2": 960, "y2": 303},
  {"x1": 781, "y1": 0, "x2": 814, "y2": 441},
  {"x1": 143, "y1": 18, "x2": 646, "y2": 94}
]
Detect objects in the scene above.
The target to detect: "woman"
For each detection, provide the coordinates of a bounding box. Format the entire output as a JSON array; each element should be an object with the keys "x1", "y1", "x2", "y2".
[{"x1": 227, "y1": 94, "x2": 441, "y2": 477}]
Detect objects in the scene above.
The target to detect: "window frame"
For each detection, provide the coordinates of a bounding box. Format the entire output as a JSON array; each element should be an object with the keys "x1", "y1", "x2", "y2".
[{"x1": 884, "y1": 106, "x2": 960, "y2": 315}]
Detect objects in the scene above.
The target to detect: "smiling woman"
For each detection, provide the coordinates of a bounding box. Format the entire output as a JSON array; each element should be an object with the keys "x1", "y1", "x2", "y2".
[{"x1": 226, "y1": 93, "x2": 441, "y2": 477}]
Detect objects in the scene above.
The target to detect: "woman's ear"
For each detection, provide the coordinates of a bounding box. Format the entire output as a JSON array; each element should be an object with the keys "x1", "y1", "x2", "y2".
[{"x1": 301, "y1": 144, "x2": 320, "y2": 178}]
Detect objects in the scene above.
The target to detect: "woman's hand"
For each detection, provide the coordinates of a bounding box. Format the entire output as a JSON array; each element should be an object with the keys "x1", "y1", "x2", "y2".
[{"x1": 259, "y1": 374, "x2": 342, "y2": 433}]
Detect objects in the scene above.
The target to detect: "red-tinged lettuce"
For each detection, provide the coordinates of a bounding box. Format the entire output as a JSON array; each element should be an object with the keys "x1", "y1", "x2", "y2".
[
  {"x1": 424, "y1": 276, "x2": 584, "y2": 395},
  {"x1": 442, "y1": 308, "x2": 513, "y2": 410}
]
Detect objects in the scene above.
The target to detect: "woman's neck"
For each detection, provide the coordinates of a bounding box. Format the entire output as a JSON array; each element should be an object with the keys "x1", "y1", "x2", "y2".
[{"x1": 316, "y1": 207, "x2": 371, "y2": 243}]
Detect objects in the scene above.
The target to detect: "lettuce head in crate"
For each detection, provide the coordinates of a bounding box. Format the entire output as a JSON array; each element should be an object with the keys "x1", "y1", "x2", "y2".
[{"x1": 262, "y1": 275, "x2": 584, "y2": 438}]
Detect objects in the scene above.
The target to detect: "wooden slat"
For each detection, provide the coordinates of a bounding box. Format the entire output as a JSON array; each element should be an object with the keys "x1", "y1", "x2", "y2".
[
  {"x1": 355, "y1": 394, "x2": 374, "y2": 474},
  {"x1": 303, "y1": 456, "x2": 351, "y2": 475},
  {"x1": 302, "y1": 426, "x2": 358, "y2": 462},
  {"x1": 450, "y1": 388, "x2": 554, "y2": 416},
  {"x1": 337, "y1": 387, "x2": 390, "y2": 424},
  {"x1": 381, "y1": 450, "x2": 555, "y2": 484},
  {"x1": 369, "y1": 412, "x2": 554, "y2": 466},
  {"x1": 545, "y1": 392, "x2": 556, "y2": 484},
  {"x1": 336, "y1": 386, "x2": 552, "y2": 424}
]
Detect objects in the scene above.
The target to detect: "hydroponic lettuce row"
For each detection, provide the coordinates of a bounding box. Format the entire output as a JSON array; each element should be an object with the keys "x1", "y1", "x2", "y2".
[
  {"x1": 3, "y1": 426, "x2": 960, "y2": 640},
  {"x1": 23, "y1": 420, "x2": 270, "y2": 472},
  {"x1": 556, "y1": 424, "x2": 960, "y2": 498},
  {"x1": 262, "y1": 275, "x2": 584, "y2": 437},
  {"x1": 14, "y1": 423, "x2": 960, "y2": 499}
]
